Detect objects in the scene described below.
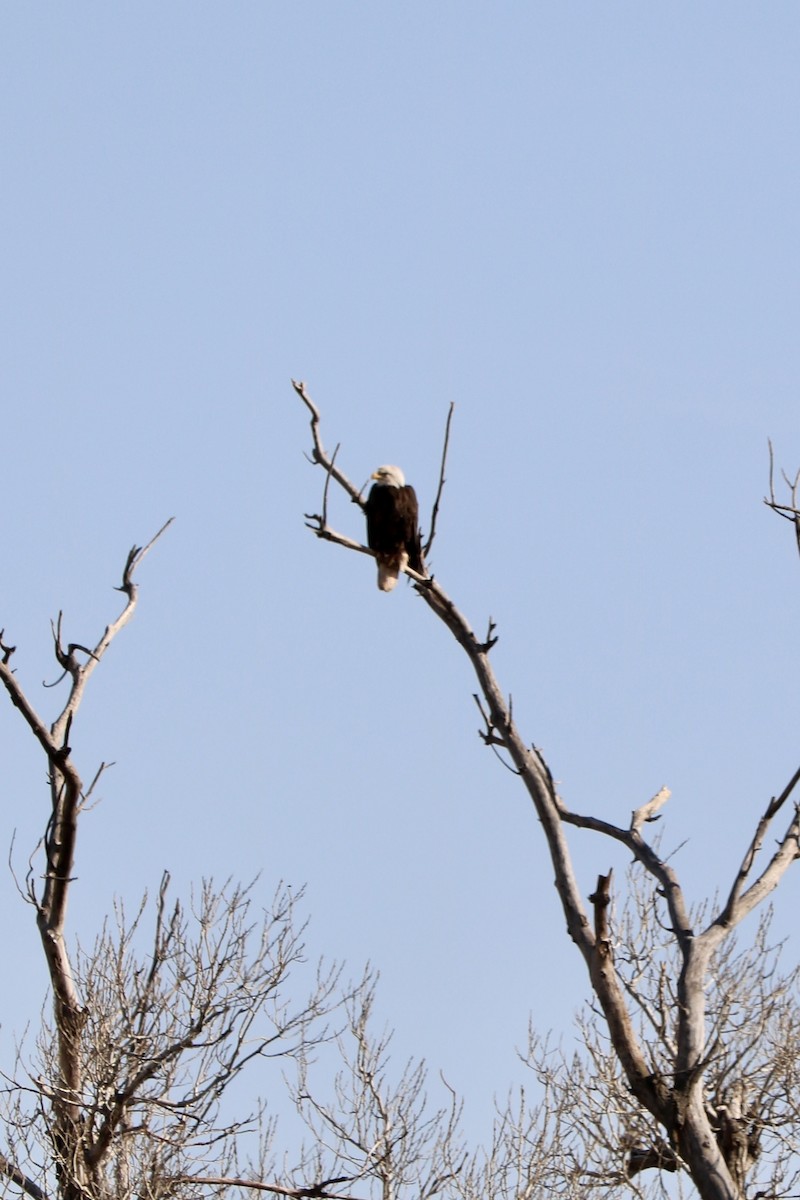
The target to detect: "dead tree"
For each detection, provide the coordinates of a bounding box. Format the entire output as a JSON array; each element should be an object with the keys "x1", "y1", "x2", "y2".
[
  {"x1": 0, "y1": 525, "x2": 343, "y2": 1200},
  {"x1": 295, "y1": 381, "x2": 800, "y2": 1200},
  {"x1": 3, "y1": 402, "x2": 799, "y2": 1200}
]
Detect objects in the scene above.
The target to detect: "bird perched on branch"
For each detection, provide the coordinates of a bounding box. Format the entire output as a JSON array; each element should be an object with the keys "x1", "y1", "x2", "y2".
[{"x1": 365, "y1": 465, "x2": 424, "y2": 591}]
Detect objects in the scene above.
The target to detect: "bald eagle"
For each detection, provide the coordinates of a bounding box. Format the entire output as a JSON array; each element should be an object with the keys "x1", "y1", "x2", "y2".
[{"x1": 365, "y1": 465, "x2": 424, "y2": 592}]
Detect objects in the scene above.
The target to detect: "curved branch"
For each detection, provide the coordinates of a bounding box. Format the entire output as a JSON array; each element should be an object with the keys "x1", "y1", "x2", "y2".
[{"x1": 561, "y1": 794, "x2": 693, "y2": 947}]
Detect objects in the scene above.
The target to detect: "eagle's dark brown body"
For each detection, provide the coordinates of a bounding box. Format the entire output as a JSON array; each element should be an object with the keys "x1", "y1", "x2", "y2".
[{"x1": 366, "y1": 466, "x2": 423, "y2": 592}]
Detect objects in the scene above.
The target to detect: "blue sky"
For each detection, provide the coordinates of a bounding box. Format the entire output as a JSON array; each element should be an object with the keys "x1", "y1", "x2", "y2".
[{"x1": 2, "y1": 3, "x2": 800, "y2": 1154}]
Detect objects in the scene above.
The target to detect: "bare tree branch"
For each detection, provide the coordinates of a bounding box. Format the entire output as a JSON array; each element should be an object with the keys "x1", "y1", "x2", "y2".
[
  {"x1": 720, "y1": 763, "x2": 800, "y2": 926},
  {"x1": 765, "y1": 439, "x2": 800, "y2": 558},
  {"x1": 297, "y1": 389, "x2": 800, "y2": 1200},
  {"x1": 0, "y1": 1152, "x2": 49, "y2": 1200},
  {"x1": 424, "y1": 400, "x2": 454, "y2": 559},
  {"x1": 293, "y1": 380, "x2": 365, "y2": 511}
]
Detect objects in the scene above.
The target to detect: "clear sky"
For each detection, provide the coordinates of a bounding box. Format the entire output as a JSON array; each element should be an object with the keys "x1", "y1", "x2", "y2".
[{"x1": 2, "y1": 2, "x2": 800, "y2": 1157}]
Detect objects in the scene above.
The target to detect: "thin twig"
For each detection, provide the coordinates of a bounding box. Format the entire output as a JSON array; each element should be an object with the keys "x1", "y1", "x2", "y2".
[
  {"x1": 424, "y1": 401, "x2": 455, "y2": 559},
  {"x1": 768, "y1": 438, "x2": 777, "y2": 507},
  {"x1": 119, "y1": 516, "x2": 175, "y2": 594},
  {"x1": 764, "y1": 440, "x2": 800, "y2": 559},
  {"x1": 0, "y1": 629, "x2": 16, "y2": 664},
  {"x1": 323, "y1": 445, "x2": 340, "y2": 529},
  {"x1": 77, "y1": 761, "x2": 114, "y2": 814}
]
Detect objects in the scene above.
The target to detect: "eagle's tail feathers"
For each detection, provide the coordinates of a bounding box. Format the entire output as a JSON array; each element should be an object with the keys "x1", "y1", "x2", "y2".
[
  {"x1": 377, "y1": 565, "x2": 399, "y2": 591},
  {"x1": 376, "y1": 551, "x2": 408, "y2": 592}
]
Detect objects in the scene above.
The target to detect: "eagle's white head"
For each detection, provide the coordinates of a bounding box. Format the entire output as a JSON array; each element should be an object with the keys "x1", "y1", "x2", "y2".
[{"x1": 371, "y1": 464, "x2": 406, "y2": 488}]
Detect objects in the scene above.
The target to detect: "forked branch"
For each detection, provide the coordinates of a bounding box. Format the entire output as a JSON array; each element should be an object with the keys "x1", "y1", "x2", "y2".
[
  {"x1": 720, "y1": 762, "x2": 800, "y2": 926},
  {"x1": 765, "y1": 439, "x2": 800, "y2": 559}
]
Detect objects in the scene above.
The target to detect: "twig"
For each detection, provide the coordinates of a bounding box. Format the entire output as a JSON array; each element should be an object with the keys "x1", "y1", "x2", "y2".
[
  {"x1": 118, "y1": 516, "x2": 175, "y2": 596},
  {"x1": 77, "y1": 761, "x2": 114, "y2": 814},
  {"x1": 765, "y1": 439, "x2": 800, "y2": 559},
  {"x1": 0, "y1": 629, "x2": 16, "y2": 664},
  {"x1": 473, "y1": 693, "x2": 505, "y2": 748},
  {"x1": 477, "y1": 616, "x2": 498, "y2": 653},
  {"x1": 424, "y1": 401, "x2": 455, "y2": 558},
  {"x1": 767, "y1": 438, "x2": 778, "y2": 507},
  {"x1": 322, "y1": 444, "x2": 340, "y2": 529},
  {"x1": 7, "y1": 829, "x2": 34, "y2": 909}
]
